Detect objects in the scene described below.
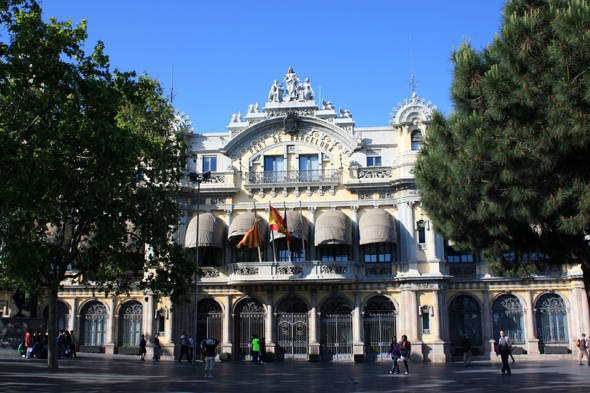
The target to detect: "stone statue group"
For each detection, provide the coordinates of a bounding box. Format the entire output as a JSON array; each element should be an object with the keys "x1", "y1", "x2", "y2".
[{"x1": 268, "y1": 67, "x2": 314, "y2": 103}]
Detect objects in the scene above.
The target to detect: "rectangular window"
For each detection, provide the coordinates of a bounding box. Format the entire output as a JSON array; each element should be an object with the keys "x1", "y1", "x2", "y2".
[
  {"x1": 264, "y1": 156, "x2": 285, "y2": 182},
  {"x1": 367, "y1": 156, "x2": 382, "y2": 167},
  {"x1": 299, "y1": 155, "x2": 319, "y2": 181},
  {"x1": 203, "y1": 156, "x2": 217, "y2": 172},
  {"x1": 362, "y1": 243, "x2": 393, "y2": 263}
]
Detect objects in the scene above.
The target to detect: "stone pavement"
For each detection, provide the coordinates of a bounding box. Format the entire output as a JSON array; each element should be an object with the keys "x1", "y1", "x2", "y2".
[{"x1": 1, "y1": 349, "x2": 589, "y2": 393}]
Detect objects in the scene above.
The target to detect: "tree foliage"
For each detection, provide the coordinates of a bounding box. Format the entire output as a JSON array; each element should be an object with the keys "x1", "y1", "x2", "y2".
[
  {"x1": 0, "y1": 0, "x2": 195, "y2": 367},
  {"x1": 416, "y1": 0, "x2": 590, "y2": 284}
]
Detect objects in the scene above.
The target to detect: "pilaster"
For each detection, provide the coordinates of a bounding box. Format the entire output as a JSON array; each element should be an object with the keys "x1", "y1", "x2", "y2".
[
  {"x1": 524, "y1": 290, "x2": 540, "y2": 356},
  {"x1": 105, "y1": 297, "x2": 116, "y2": 354},
  {"x1": 431, "y1": 289, "x2": 446, "y2": 362},
  {"x1": 353, "y1": 291, "x2": 363, "y2": 355}
]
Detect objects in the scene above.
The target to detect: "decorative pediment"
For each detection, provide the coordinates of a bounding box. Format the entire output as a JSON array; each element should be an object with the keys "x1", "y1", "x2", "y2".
[{"x1": 389, "y1": 92, "x2": 436, "y2": 127}]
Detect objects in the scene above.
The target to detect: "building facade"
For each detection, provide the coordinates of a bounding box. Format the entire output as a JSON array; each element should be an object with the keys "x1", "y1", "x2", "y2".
[{"x1": 3, "y1": 68, "x2": 590, "y2": 361}]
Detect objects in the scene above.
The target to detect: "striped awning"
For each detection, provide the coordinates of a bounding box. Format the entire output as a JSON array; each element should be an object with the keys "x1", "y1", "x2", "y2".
[
  {"x1": 359, "y1": 209, "x2": 397, "y2": 245},
  {"x1": 185, "y1": 213, "x2": 225, "y2": 249},
  {"x1": 314, "y1": 210, "x2": 352, "y2": 246}
]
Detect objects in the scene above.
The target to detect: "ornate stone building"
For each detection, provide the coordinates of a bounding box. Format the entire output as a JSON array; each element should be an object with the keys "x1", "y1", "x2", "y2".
[{"x1": 2, "y1": 68, "x2": 589, "y2": 361}]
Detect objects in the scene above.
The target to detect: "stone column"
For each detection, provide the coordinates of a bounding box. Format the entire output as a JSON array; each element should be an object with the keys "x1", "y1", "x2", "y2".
[
  {"x1": 146, "y1": 296, "x2": 154, "y2": 345},
  {"x1": 353, "y1": 292, "x2": 363, "y2": 355},
  {"x1": 428, "y1": 229, "x2": 442, "y2": 275},
  {"x1": 225, "y1": 208, "x2": 233, "y2": 265},
  {"x1": 222, "y1": 295, "x2": 232, "y2": 353},
  {"x1": 351, "y1": 206, "x2": 360, "y2": 263},
  {"x1": 399, "y1": 201, "x2": 417, "y2": 274},
  {"x1": 482, "y1": 290, "x2": 494, "y2": 359},
  {"x1": 309, "y1": 289, "x2": 319, "y2": 353},
  {"x1": 105, "y1": 297, "x2": 116, "y2": 354},
  {"x1": 69, "y1": 296, "x2": 78, "y2": 332},
  {"x1": 409, "y1": 289, "x2": 423, "y2": 361},
  {"x1": 309, "y1": 207, "x2": 317, "y2": 260},
  {"x1": 431, "y1": 289, "x2": 446, "y2": 362},
  {"x1": 265, "y1": 290, "x2": 275, "y2": 353},
  {"x1": 568, "y1": 288, "x2": 579, "y2": 351},
  {"x1": 525, "y1": 290, "x2": 540, "y2": 356},
  {"x1": 580, "y1": 287, "x2": 590, "y2": 338}
]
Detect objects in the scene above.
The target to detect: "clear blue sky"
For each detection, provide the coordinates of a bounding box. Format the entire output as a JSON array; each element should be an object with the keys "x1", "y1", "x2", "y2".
[{"x1": 41, "y1": 0, "x2": 506, "y2": 133}]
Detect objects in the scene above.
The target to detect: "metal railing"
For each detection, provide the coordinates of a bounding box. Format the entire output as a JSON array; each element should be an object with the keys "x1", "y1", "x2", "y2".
[{"x1": 246, "y1": 169, "x2": 339, "y2": 185}]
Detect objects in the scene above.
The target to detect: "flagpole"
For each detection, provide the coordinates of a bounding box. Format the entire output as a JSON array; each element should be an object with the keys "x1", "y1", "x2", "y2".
[
  {"x1": 254, "y1": 202, "x2": 262, "y2": 263},
  {"x1": 300, "y1": 201, "x2": 306, "y2": 261},
  {"x1": 270, "y1": 202, "x2": 277, "y2": 263},
  {"x1": 284, "y1": 202, "x2": 291, "y2": 263}
]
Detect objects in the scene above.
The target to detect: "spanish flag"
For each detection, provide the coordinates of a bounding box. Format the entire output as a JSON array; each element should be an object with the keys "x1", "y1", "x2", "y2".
[
  {"x1": 237, "y1": 212, "x2": 261, "y2": 248},
  {"x1": 269, "y1": 205, "x2": 292, "y2": 243}
]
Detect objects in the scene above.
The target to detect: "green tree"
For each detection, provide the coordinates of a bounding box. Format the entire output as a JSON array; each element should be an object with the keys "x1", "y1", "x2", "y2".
[
  {"x1": 0, "y1": 0, "x2": 195, "y2": 368},
  {"x1": 415, "y1": 0, "x2": 590, "y2": 302}
]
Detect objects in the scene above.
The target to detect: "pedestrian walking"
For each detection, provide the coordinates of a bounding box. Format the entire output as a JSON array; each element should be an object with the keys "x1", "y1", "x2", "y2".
[
  {"x1": 178, "y1": 332, "x2": 190, "y2": 362},
  {"x1": 189, "y1": 335, "x2": 194, "y2": 362},
  {"x1": 64, "y1": 330, "x2": 71, "y2": 358},
  {"x1": 462, "y1": 334, "x2": 472, "y2": 366},
  {"x1": 203, "y1": 336, "x2": 219, "y2": 378},
  {"x1": 200, "y1": 337, "x2": 207, "y2": 362},
  {"x1": 70, "y1": 330, "x2": 77, "y2": 358},
  {"x1": 497, "y1": 331, "x2": 513, "y2": 375},
  {"x1": 578, "y1": 333, "x2": 589, "y2": 365},
  {"x1": 387, "y1": 336, "x2": 401, "y2": 374},
  {"x1": 140, "y1": 334, "x2": 147, "y2": 361},
  {"x1": 153, "y1": 333, "x2": 161, "y2": 361},
  {"x1": 399, "y1": 335, "x2": 411, "y2": 375},
  {"x1": 250, "y1": 335, "x2": 260, "y2": 365},
  {"x1": 24, "y1": 329, "x2": 33, "y2": 359},
  {"x1": 259, "y1": 338, "x2": 266, "y2": 364}
]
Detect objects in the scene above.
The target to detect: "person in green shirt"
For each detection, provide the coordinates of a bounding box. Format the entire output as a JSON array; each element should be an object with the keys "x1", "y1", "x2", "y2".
[
  {"x1": 70, "y1": 330, "x2": 77, "y2": 358},
  {"x1": 250, "y1": 335, "x2": 260, "y2": 365}
]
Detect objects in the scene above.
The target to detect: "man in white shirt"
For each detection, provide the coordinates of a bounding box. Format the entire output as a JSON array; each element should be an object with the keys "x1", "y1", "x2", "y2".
[
  {"x1": 497, "y1": 331, "x2": 514, "y2": 375},
  {"x1": 578, "y1": 333, "x2": 588, "y2": 365}
]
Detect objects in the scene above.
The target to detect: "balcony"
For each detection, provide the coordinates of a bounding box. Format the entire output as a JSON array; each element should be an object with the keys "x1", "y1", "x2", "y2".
[
  {"x1": 180, "y1": 170, "x2": 238, "y2": 196},
  {"x1": 198, "y1": 261, "x2": 400, "y2": 284},
  {"x1": 244, "y1": 169, "x2": 340, "y2": 197}
]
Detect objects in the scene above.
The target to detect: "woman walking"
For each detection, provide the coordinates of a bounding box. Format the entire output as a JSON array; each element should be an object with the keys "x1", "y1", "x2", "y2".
[
  {"x1": 388, "y1": 336, "x2": 401, "y2": 374},
  {"x1": 399, "y1": 335, "x2": 412, "y2": 375}
]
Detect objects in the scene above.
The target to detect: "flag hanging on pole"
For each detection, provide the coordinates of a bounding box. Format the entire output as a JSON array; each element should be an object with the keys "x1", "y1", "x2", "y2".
[
  {"x1": 237, "y1": 210, "x2": 261, "y2": 248},
  {"x1": 269, "y1": 204, "x2": 292, "y2": 243}
]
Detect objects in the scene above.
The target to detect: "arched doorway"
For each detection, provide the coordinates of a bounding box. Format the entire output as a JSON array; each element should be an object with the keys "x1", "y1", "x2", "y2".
[
  {"x1": 449, "y1": 295, "x2": 482, "y2": 349},
  {"x1": 234, "y1": 299, "x2": 265, "y2": 359},
  {"x1": 119, "y1": 302, "x2": 143, "y2": 347},
  {"x1": 276, "y1": 297, "x2": 308, "y2": 359},
  {"x1": 197, "y1": 299, "x2": 223, "y2": 355},
  {"x1": 363, "y1": 296, "x2": 396, "y2": 361},
  {"x1": 43, "y1": 301, "x2": 69, "y2": 332},
  {"x1": 81, "y1": 301, "x2": 107, "y2": 346},
  {"x1": 535, "y1": 293, "x2": 568, "y2": 350},
  {"x1": 320, "y1": 297, "x2": 353, "y2": 361},
  {"x1": 492, "y1": 295, "x2": 525, "y2": 344}
]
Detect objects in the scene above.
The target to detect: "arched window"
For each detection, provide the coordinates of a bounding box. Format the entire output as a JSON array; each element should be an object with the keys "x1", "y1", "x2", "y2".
[
  {"x1": 535, "y1": 294, "x2": 568, "y2": 344},
  {"x1": 197, "y1": 299, "x2": 223, "y2": 354},
  {"x1": 449, "y1": 295, "x2": 482, "y2": 346},
  {"x1": 492, "y1": 295, "x2": 525, "y2": 344},
  {"x1": 81, "y1": 301, "x2": 107, "y2": 346},
  {"x1": 411, "y1": 130, "x2": 423, "y2": 151},
  {"x1": 320, "y1": 297, "x2": 353, "y2": 360},
  {"x1": 119, "y1": 302, "x2": 143, "y2": 346},
  {"x1": 363, "y1": 296, "x2": 396, "y2": 360},
  {"x1": 43, "y1": 301, "x2": 69, "y2": 332}
]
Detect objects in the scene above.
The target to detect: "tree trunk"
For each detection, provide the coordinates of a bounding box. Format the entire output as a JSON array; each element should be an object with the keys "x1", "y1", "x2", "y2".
[{"x1": 47, "y1": 290, "x2": 58, "y2": 369}]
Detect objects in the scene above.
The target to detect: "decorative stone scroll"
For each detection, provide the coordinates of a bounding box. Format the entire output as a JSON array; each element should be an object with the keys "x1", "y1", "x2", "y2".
[
  {"x1": 321, "y1": 265, "x2": 347, "y2": 274},
  {"x1": 450, "y1": 266, "x2": 476, "y2": 276},
  {"x1": 358, "y1": 168, "x2": 392, "y2": 179},
  {"x1": 235, "y1": 267, "x2": 259, "y2": 276},
  {"x1": 366, "y1": 266, "x2": 392, "y2": 276},
  {"x1": 278, "y1": 266, "x2": 303, "y2": 275},
  {"x1": 202, "y1": 269, "x2": 220, "y2": 278}
]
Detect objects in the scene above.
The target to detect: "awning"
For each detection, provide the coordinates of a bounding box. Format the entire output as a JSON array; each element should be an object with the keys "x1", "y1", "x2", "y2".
[
  {"x1": 314, "y1": 210, "x2": 352, "y2": 246},
  {"x1": 227, "y1": 212, "x2": 267, "y2": 243},
  {"x1": 185, "y1": 213, "x2": 225, "y2": 249},
  {"x1": 359, "y1": 209, "x2": 397, "y2": 245},
  {"x1": 271, "y1": 210, "x2": 309, "y2": 242}
]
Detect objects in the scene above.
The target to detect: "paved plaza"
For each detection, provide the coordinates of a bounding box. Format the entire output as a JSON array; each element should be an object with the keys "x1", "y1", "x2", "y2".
[{"x1": 1, "y1": 350, "x2": 589, "y2": 393}]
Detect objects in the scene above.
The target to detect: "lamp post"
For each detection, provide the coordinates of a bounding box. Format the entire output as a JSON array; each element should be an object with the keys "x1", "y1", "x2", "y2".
[{"x1": 188, "y1": 170, "x2": 210, "y2": 370}]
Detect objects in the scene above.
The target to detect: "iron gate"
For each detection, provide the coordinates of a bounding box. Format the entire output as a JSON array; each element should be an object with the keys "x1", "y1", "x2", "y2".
[
  {"x1": 363, "y1": 296, "x2": 396, "y2": 361},
  {"x1": 277, "y1": 312, "x2": 308, "y2": 358},
  {"x1": 197, "y1": 299, "x2": 223, "y2": 355},
  {"x1": 320, "y1": 297, "x2": 353, "y2": 361},
  {"x1": 236, "y1": 300, "x2": 265, "y2": 359},
  {"x1": 536, "y1": 294, "x2": 568, "y2": 345}
]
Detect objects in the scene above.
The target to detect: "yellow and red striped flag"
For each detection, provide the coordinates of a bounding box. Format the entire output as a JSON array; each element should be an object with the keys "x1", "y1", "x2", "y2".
[
  {"x1": 237, "y1": 211, "x2": 261, "y2": 248},
  {"x1": 269, "y1": 205, "x2": 292, "y2": 243}
]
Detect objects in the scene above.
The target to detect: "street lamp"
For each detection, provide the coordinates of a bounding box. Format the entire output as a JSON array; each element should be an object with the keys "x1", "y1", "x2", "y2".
[{"x1": 188, "y1": 170, "x2": 210, "y2": 369}]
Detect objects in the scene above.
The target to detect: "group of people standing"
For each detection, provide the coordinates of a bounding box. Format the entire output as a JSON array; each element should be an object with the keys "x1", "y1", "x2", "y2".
[
  {"x1": 250, "y1": 335, "x2": 266, "y2": 365},
  {"x1": 19, "y1": 328, "x2": 77, "y2": 359}
]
